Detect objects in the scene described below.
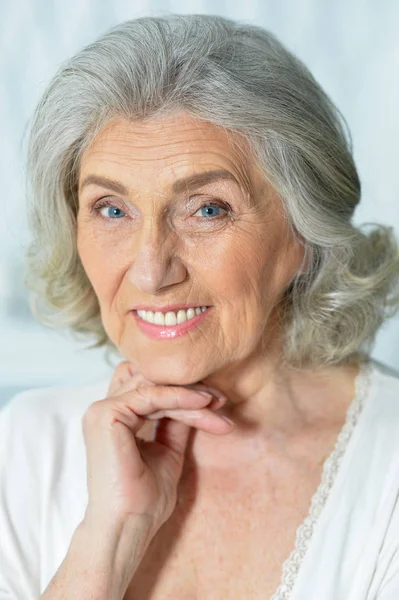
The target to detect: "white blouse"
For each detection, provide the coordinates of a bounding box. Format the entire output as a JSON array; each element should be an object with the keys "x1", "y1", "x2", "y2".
[{"x1": 1, "y1": 357, "x2": 399, "y2": 599}]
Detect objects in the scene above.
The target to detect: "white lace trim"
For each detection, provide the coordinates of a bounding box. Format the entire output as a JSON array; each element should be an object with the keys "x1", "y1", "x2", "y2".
[{"x1": 269, "y1": 360, "x2": 373, "y2": 600}]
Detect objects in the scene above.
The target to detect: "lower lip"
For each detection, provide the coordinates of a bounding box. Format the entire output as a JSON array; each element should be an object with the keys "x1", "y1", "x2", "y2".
[{"x1": 132, "y1": 307, "x2": 212, "y2": 340}]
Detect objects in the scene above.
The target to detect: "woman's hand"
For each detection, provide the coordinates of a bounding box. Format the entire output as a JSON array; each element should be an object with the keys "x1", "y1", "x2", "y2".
[
  {"x1": 42, "y1": 364, "x2": 232, "y2": 600},
  {"x1": 81, "y1": 361, "x2": 233, "y2": 536}
]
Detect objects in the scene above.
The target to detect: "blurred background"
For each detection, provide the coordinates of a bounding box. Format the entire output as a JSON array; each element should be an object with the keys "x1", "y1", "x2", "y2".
[{"x1": 1, "y1": 0, "x2": 399, "y2": 408}]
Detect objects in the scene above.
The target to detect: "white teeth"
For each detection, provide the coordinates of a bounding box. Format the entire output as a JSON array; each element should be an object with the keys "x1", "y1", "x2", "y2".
[
  {"x1": 153, "y1": 311, "x2": 164, "y2": 325},
  {"x1": 177, "y1": 309, "x2": 187, "y2": 324},
  {"x1": 145, "y1": 310, "x2": 154, "y2": 323},
  {"x1": 137, "y1": 306, "x2": 208, "y2": 326},
  {"x1": 186, "y1": 308, "x2": 196, "y2": 321},
  {"x1": 165, "y1": 311, "x2": 177, "y2": 326}
]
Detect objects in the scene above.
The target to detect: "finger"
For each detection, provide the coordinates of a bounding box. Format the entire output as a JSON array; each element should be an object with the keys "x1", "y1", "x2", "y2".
[
  {"x1": 114, "y1": 386, "x2": 217, "y2": 417},
  {"x1": 131, "y1": 395, "x2": 225, "y2": 444},
  {"x1": 112, "y1": 379, "x2": 224, "y2": 411},
  {"x1": 108, "y1": 369, "x2": 155, "y2": 398},
  {"x1": 153, "y1": 417, "x2": 192, "y2": 458},
  {"x1": 208, "y1": 396, "x2": 227, "y2": 410},
  {"x1": 107, "y1": 361, "x2": 130, "y2": 396},
  {"x1": 107, "y1": 361, "x2": 141, "y2": 395},
  {"x1": 183, "y1": 382, "x2": 227, "y2": 403},
  {"x1": 147, "y1": 393, "x2": 226, "y2": 417},
  {"x1": 147, "y1": 407, "x2": 234, "y2": 434},
  {"x1": 108, "y1": 363, "x2": 227, "y2": 405}
]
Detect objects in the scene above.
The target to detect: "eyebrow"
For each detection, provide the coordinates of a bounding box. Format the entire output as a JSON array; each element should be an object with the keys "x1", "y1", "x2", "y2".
[{"x1": 78, "y1": 169, "x2": 239, "y2": 197}]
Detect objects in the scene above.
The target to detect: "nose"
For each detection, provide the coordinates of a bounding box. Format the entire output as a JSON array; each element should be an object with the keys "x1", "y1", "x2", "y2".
[{"x1": 126, "y1": 218, "x2": 187, "y2": 295}]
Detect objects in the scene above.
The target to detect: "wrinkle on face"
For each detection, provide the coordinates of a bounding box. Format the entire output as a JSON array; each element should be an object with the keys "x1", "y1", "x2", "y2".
[{"x1": 76, "y1": 112, "x2": 306, "y2": 433}]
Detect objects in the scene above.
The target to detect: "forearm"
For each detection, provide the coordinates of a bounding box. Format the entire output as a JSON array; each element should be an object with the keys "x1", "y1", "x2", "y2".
[{"x1": 40, "y1": 515, "x2": 154, "y2": 600}]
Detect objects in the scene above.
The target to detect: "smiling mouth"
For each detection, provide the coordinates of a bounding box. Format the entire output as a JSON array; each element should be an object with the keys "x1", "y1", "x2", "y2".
[{"x1": 135, "y1": 306, "x2": 209, "y2": 326}]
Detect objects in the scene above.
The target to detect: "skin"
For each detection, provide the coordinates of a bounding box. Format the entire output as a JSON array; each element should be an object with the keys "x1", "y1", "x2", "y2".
[{"x1": 76, "y1": 112, "x2": 359, "y2": 469}]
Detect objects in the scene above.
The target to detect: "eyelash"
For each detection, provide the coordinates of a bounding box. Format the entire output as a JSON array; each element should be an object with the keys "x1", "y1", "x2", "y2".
[{"x1": 90, "y1": 199, "x2": 230, "y2": 221}]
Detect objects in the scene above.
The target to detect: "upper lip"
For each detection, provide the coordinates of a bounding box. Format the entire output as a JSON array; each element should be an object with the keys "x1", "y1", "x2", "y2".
[{"x1": 131, "y1": 303, "x2": 210, "y2": 314}]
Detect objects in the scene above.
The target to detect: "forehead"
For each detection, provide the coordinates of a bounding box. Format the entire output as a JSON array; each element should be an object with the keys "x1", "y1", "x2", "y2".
[
  {"x1": 78, "y1": 113, "x2": 257, "y2": 192},
  {"x1": 82, "y1": 112, "x2": 249, "y2": 157}
]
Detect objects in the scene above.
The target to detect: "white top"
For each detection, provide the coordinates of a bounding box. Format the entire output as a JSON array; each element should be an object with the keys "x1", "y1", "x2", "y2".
[{"x1": 1, "y1": 357, "x2": 399, "y2": 600}]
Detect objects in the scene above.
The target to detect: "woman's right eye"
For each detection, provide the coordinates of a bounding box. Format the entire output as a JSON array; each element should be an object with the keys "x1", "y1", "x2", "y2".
[{"x1": 93, "y1": 201, "x2": 127, "y2": 219}]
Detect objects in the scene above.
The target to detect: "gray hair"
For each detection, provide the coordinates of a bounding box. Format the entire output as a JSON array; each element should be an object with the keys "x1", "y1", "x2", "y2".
[{"x1": 25, "y1": 13, "x2": 399, "y2": 370}]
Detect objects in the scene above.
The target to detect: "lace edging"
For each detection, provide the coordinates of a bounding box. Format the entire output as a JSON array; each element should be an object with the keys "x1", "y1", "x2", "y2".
[{"x1": 269, "y1": 360, "x2": 373, "y2": 600}]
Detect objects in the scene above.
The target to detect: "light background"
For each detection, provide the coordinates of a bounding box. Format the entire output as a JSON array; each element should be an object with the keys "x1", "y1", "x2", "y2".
[{"x1": 1, "y1": 0, "x2": 399, "y2": 407}]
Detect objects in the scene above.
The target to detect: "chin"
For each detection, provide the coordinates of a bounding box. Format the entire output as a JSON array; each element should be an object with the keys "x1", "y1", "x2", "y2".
[{"x1": 136, "y1": 355, "x2": 209, "y2": 387}]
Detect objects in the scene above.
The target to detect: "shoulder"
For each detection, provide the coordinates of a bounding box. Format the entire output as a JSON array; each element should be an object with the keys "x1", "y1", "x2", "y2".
[
  {"x1": 0, "y1": 377, "x2": 111, "y2": 597},
  {"x1": 0, "y1": 376, "x2": 112, "y2": 514},
  {"x1": 0, "y1": 376, "x2": 112, "y2": 495},
  {"x1": 353, "y1": 360, "x2": 399, "y2": 592},
  {"x1": 0, "y1": 376, "x2": 112, "y2": 489},
  {"x1": 355, "y1": 358, "x2": 399, "y2": 467},
  {"x1": 0, "y1": 376, "x2": 111, "y2": 436},
  {"x1": 366, "y1": 358, "x2": 399, "y2": 429},
  {"x1": 358, "y1": 359, "x2": 399, "y2": 531},
  {"x1": 369, "y1": 356, "x2": 399, "y2": 389}
]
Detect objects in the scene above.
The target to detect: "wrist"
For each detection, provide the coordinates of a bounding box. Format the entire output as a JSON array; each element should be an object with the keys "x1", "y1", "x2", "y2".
[{"x1": 75, "y1": 514, "x2": 155, "y2": 596}]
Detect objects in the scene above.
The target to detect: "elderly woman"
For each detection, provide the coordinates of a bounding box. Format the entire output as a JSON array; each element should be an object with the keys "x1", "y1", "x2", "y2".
[{"x1": 1, "y1": 13, "x2": 399, "y2": 600}]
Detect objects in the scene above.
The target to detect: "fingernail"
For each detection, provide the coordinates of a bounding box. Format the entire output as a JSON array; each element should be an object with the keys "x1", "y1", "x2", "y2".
[
  {"x1": 220, "y1": 416, "x2": 235, "y2": 427},
  {"x1": 198, "y1": 391, "x2": 213, "y2": 400},
  {"x1": 205, "y1": 387, "x2": 227, "y2": 400},
  {"x1": 213, "y1": 397, "x2": 227, "y2": 409}
]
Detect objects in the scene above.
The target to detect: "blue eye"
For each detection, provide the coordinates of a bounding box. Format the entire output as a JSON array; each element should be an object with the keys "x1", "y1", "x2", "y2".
[
  {"x1": 195, "y1": 203, "x2": 227, "y2": 219},
  {"x1": 96, "y1": 203, "x2": 127, "y2": 219},
  {"x1": 92, "y1": 200, "x2": 228, "y2": 221}
]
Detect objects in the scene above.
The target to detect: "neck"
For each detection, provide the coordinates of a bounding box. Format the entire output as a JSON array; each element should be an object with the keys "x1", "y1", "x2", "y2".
[{"x1": 196, "y1": 347, "x2": 361, "y2": 466}]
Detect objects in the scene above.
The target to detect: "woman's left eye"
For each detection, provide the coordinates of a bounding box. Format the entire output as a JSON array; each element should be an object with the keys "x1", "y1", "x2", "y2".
[{"x1": 194, "y1": 203, "x2": 228, "y2": 219}]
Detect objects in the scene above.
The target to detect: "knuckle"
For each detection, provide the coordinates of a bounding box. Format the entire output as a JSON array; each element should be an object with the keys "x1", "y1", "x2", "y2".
[
  {"x1": 111, "y1": 361, "x2": 136, "y2": 385},
  {"x1": 131, "y1": 384, "x2": 179, "y2": 412},
  {"x1": 114, "y1": 360, "x2": 131, "y2": 375},
  {"x1": 168, "y1": 386, "x2": 185, "y2": 408},
  {"x1": 109, "y1": 364, "x2": 124, "y2": 384},
  {"x1": 84, "y1": 399, "x2": 105, "y2": 422},
  {"x1": 130, "y1": 386, "x2": 157, "y2": 413},
  {"x1": 111, "y1": 383, "x2": 188, "y2": 416},
  {"x1": 109, "y1": 362, "x2": 131, "y2": 387},
  {"x1": 131, "y1": 385, "x2": 147, "y2": 401}
]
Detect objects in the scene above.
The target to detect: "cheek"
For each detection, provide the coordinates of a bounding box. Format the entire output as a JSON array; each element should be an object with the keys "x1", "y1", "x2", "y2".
[
  {"x1": 209, "y1": 233, "x2": 269, "y2": 300},
  {"x1": 77, "y1": 227, "x2": 122, "y2": 301},
  {"x1": 209, "y1": 233, "x2": 287, "y2": 336}
]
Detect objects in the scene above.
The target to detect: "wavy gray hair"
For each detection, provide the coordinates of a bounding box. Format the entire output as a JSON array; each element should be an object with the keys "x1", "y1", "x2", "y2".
[{"x1": 25, "y1": 13, "x2": 399, "y2": 370}]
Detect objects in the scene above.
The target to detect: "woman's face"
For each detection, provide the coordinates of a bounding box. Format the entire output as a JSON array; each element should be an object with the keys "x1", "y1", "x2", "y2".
[{"x1": 77, "y1": 113, "x2": 305, "y2": 385}]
